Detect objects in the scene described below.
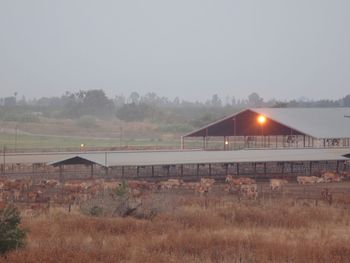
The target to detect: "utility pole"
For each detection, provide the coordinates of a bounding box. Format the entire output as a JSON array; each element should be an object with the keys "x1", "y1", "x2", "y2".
[
  {"x1": 15, "y1": 125, "x2": 18, "y2": 152},
  {"x1": 119, "y1": 125, "x2": 123, "y2": 147},
  {"x1": 2, "y1": 146, "x2": 5, "y2": 176}
]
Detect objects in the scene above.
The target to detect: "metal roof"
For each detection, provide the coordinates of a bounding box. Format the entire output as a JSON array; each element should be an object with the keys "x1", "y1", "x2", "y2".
[
  {"x1": 250, "y1": 108, "x2": 350, "y2": 139},
  {"x1": 48, "y1": 148, "x2": 350, "y2": 167},
  {"x1": 185, "y1": 107, "x2": 350, "y2": 139}
]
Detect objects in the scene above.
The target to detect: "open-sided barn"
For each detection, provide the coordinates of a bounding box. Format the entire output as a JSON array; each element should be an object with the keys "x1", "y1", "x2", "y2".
[{"x1": 183, "y1": 108, "x2": 350, "y2": 150}]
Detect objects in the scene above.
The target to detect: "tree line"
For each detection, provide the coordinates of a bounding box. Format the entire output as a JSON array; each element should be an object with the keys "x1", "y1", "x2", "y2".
[{"x1": 0, "y1": 90, "x2": 349, "y2": 128}]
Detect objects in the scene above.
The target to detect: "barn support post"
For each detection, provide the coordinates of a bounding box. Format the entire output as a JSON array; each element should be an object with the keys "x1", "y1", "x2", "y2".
[
  {"x1": 303, "y1": 135, "x2": 306, "y2": 148},
  {"x1": 151, "y1": 166, "x2": 154, "y2": 177},
  {"x1": 209, "y1": 163, "x2": 212, "y2": 176},
  {"x1": 121, "y1": 166, "x2": 125, "y2": 177},
  {"x1": 32, "y1": 164, "x2": 35, "y2": 177},
  {"x1": 196, "y1": 164, "x2": 199, "y2": 176},
  {"x1": 309, "y1": 161, "x2": 312, "y2": 175},
  {"x1": 275, "y1": 136, "x2": 278, "y2": 148},
  {"x1": 59, "y1": 165, "x2": 64, "y2": 183},
  {"x1": 336, "y1": 161, "x2": 340, "y2": 173},
  {"x1": 281, "y1": 162, "x2": 285, "y2": 175},
  {"x1": 225, "y1": 164, "x2": 228, "y2": 176},
  {"x1": 253, "y1": 162, "x2": 257, "y2": 174},
  {"x1": 90, "y1": 164, "x2": 94, "y2": 178},
  {"x1": 136, "y1": 166, "x2": 140, "y2": 177},
  {"x1": 291, "y1": 163, "x2": 294, "y2": 174},
  {"x1": 237, "y1": 163, "x2": 240, "y2": 175},
  {"x1": 180, "y1": 164, "x2": 184, "y2": 177},
  {"x1": 264, "y1": 162, "x2": 267, "y2": 176}
]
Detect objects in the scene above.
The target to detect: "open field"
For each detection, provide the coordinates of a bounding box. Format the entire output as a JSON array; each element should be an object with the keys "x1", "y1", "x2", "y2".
[
  {"x1": 1, "y1": 193, "x2": 350, "y2": 263},
  {"x1": 0, "y1": 132, "x2": 180, "y2": 150},
  {"x1": 0, "y1": 118, "x2": 184, "y2": 150}
]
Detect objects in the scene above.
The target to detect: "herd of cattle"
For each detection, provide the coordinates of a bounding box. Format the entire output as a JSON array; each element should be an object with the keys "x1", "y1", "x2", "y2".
[{"x1": 0, "y1": 170, "x2": 349, "y2": 214}]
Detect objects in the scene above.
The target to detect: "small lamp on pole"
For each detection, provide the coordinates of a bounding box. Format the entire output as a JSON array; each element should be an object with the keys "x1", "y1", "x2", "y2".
[{"x1": 257, "y1": 115, "x2": 266, "y2": 146}]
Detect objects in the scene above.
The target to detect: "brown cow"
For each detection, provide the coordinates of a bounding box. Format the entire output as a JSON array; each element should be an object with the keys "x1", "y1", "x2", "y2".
[
  {"x1": 226, "y1": 175, "x2": 256, "y2": 186},
  {"x1": 270, "y1": 179, "x2": 288, "y2": 191},
  {"x1": 239, "y1": 184, "x2": 258, "y2": 199},
  {"x1": 158, "y1": 179, "x2": 183, "y2": 190},
  {"x1": 27, "y1": 190, "x2": 43, "y2": 202},
  {"x1": 3, "y1": 179, "x2": 32, "y2": 191},
  {"x1": 297, "y1": 176, "x2": 319, "y2": 184},
  {"x1": 128, "y1": 180, "x2": 156, "y2": 191},
  {"x1": 195, "y1": 178, "x2": 215, "y2": 194},
  {"x1": 321, "y1": 172, "x2": 342, "y2": 183},
  {"x1": 182, "y1": 182, "x2": 199, "y2": 190},
  {"x1": 39, "y1": 179, "x2": 60, "y2": 188},
  {"x1": 103, "y1": 181, "x2": 122, "y2": 191}
]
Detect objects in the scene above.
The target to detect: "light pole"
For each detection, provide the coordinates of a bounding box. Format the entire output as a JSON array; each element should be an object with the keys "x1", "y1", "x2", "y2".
[
  {"x1": 257, "y1": 115, "x2": 266, "y2": 147},
  {"x1": 224, "y1": 139, "x2": 229, "y2": 150}
]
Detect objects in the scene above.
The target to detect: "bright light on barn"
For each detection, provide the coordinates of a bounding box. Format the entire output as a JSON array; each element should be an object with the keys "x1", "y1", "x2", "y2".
[{"x1": 257, "y1": 115, "x2": 266, "y2": 124}]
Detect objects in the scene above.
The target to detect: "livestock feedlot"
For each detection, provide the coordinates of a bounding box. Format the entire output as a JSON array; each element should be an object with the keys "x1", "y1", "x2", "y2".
[{"x1": 0, "y1": 150, "x2": 350, "y2": 263}]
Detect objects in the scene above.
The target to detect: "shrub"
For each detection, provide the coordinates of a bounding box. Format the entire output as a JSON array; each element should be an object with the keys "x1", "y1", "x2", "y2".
[
  {"x1": 0, "y1": 205, "x2": 26, "y2": 254},
  {"x1": 88, "y1": 206, "x2": 104, "y2": 217},
  {"x1": 115, "y1": 180, "x2": 128, "y2": 199}
]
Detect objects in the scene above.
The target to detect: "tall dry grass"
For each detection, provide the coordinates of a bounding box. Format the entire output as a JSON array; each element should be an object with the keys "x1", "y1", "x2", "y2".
[{"x1": 1, "y1": 196, "x2": 350, "y2": 263}]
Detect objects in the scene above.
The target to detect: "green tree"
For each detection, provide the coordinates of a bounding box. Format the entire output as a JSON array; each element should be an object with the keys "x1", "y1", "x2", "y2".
[
  {"x1": 248, "y1": 92, "x2": 264, "y2": 107},
  {"x1": 0, "y1": 205, "x2": 26, "y2": 254},
  {"x1": 343, "y1": 94, "x2": 350, "y2": 107}
]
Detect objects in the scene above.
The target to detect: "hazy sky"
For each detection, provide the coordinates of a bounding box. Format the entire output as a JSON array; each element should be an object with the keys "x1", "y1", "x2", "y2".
[{"x1": 0, "y1": 0, "x2": 349, "y2": 101}]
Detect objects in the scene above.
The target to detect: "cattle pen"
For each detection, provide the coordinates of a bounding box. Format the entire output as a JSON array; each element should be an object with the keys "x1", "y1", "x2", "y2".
[{"x1": 0, "y1": 148, "x2": 349, "y2": 181}]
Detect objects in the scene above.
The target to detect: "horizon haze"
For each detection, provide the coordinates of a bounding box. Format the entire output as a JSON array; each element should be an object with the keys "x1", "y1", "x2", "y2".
[{"x1": 1, "y1": 0, "x2": 350, "y2": 101}]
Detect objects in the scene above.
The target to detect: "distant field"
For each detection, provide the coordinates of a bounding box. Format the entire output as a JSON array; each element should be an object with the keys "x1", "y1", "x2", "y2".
[
  {"x1": 0, "y1": 132, "x2": 180, "y2": 151},
  {"x1": 0, "y1": 117, "x2": 190, "y2": 151}
]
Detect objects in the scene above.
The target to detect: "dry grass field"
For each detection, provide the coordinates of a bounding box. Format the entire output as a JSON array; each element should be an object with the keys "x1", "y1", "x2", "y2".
[{"x1": 1, "y1": 192, "x2": 350, "y2": 263}]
